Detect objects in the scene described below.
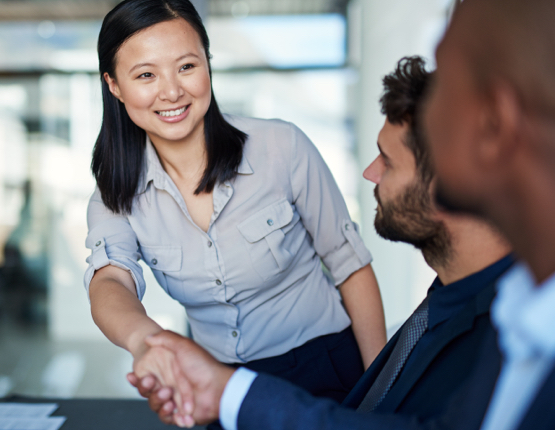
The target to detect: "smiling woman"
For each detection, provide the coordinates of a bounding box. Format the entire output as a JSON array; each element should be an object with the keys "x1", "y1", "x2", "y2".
[
  {"x1": 103, "y1": 19, "x2": 212, "y2": 150},
  {"x1": 85, "y1": 0, "x2": 386, "y2": 427},
  {"x1": 93, "y1": 0, "x2": 247, "y2": 215}
]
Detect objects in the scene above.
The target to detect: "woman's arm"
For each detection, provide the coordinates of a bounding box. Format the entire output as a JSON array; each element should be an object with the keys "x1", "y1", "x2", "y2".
[
  {"x1": 89, "y1": 265, "x2": 162, "y2": 357},
  {"x1": 286, "y1": 123, "x2": 386, "y2": 368},
  {"x1": 89, "y1": 265, "x2": 193, "y2": 423},
  {"x1": 339, "y1": 264, "x2": 386, "y2": 369}
]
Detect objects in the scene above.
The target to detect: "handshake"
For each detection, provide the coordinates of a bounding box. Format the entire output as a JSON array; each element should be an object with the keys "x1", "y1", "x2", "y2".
[{"x1": 127, "y1": 330, "x2": 236, "y2": 428}]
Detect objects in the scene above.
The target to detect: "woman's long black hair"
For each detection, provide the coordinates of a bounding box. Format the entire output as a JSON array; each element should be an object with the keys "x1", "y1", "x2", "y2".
[{"x1": 92, "y1": 0, "x2": 247, "y2": 214}]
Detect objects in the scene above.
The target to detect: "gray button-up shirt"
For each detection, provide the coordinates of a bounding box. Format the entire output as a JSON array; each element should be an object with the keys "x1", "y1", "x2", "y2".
[{"x1": 84, "y1": 116, "x2": 372, "y2": 363}]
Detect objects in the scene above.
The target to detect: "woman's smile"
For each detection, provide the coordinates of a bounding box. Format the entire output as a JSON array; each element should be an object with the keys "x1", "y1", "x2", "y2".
[{"x1": 155, "y1": 104, "x2": 191, "y2": 122}]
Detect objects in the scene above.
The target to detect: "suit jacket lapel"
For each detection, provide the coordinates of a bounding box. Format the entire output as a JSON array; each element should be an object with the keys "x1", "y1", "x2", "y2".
[
  {"x1": 376, "y1": 282, "x2": 496, "y2": 413},
  {"x1": 341, "y1": 329, "x2": 402, "y2": 408}
]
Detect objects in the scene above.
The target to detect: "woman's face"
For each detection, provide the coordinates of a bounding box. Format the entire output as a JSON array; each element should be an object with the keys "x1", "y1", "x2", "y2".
[{"x1": 105, "y1": 18, "x2": 212, "y2": 148}]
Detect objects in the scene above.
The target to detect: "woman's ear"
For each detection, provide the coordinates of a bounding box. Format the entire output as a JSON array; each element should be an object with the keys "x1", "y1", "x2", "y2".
[{"x1": 104, "y1": 72, "x2": 124, "y2": 103}]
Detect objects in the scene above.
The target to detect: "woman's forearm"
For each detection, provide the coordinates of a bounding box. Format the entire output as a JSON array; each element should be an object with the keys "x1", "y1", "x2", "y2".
[
  {"x1": 339, "y1": 264, "x2": 387, "y2": 369},
  {"x1": 89, "y1": 266, "x2": 194, "y2": 420},
  {"x1": 89, "y1": 265, "x2": 163, "y2": 358}
]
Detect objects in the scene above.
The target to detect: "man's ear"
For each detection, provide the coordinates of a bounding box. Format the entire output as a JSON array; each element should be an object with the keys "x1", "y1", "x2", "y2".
[
  {"x1": 104, "y1": 72, "x2": 124, "y2": 103},
  {"x1": 477, "y1": 80, "x2": 522, "y2": 166}
]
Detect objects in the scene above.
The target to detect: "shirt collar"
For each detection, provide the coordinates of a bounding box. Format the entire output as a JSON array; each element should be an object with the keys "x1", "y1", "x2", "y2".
[
  {"x1": 493, "y1": 262, "x2": 555, "y2": 360},
  {"x1": 237, "y1": 154, "x2": 254, "y2": 175},
  {"x1": 427, "y1": 254, "x2": 515, "y2": 329},
  {"x1": 135, "y1": 137, "x2": 163, "y2": 193},
  {"x1": 138, "y1": 136, "x2": 254, "y2": 193}
]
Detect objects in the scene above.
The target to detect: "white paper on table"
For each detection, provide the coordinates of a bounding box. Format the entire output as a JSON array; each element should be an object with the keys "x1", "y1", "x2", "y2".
[
  {"x1": 0, "y1": 416, "x2": 66, "y2": 430},
  {"x1": 0, "y1": 404, "x2": 59, "y2": 418}
]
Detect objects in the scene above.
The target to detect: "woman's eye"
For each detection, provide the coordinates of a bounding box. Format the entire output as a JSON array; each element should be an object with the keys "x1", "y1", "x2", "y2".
[
  {"x1": 180, "y1": 64, "x2": 194, "y2": 71},
  {"x1": 138, "y1": 72, "x2": 153, "y2": 79}
]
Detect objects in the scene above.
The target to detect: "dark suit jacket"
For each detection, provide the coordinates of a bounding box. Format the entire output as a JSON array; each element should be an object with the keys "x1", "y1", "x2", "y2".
[
  {"x1": 426, "y1": 327, "x2": 555, "y2": 430},
  {"x1": 236, "y1": 269, "x2": 509, "y2": 430},
  {"x1": 516, "y1": 365, "x2": 555, "y2": 430},
  {"x1": 237, "y1": 309, "x2": 555, "y2": 430},
  {"x1": 236, "y1": 324, "x2": 502, "y2": 430},
  {"x1": 343, "y1": 280, "x2": 496, "y2": 420}
]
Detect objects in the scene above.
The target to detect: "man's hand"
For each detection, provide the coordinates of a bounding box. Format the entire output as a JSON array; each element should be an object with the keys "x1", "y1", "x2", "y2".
[{"x1": 142, "y1": 331, "x2": 236, "y2": 426}]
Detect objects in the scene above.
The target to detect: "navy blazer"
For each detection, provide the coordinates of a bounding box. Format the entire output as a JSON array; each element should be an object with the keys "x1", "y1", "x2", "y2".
[
  {"x1": 237, "y1": 316, "x2": 555, "y2": 430},
  {"x1": 236, "y1": 324, "x2": 502, "y2": 430},
  {"x1": 235, "y1": 256, "x2": 519, "y2": 430},
  {"x1": 428, "y1": 321, "x2": 555, "y2": 430},
  {"x1": 421, "y1": 326, "x2": 555, "y2": 430},
  {"x1": 516, "y1": 366, "x2": 555, "y2": 429},
  {"x1": 343, "y1": 280, "x2": 496, "y2": 420}
]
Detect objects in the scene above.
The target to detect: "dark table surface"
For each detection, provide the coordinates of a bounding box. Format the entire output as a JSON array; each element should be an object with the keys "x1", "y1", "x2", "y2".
[{"x1": 2, "y1": 395, "x2": 206, "y2": 430}]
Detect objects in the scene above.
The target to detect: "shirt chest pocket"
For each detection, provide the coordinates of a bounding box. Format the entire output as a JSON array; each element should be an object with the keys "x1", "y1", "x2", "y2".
[
  {"x1": 237, "y1": 199, "x2": 303, "y2": 281},
  {"x1": 140, "y1": 244, "x2": 183, "y2": 294}
]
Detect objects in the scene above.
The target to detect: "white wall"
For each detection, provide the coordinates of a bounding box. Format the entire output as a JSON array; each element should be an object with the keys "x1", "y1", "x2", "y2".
[{"x1": 351, "y1": 0, "x2": 450, "y2": 331}]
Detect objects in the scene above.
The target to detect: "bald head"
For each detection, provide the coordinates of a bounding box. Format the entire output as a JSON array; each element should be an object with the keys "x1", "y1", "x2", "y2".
[
  {"x1": 425, "y1": 0, "x2": 555, "y2": 282},
  {"x1": 453, "y1": 0, "x2": 555, "y2": 118}
]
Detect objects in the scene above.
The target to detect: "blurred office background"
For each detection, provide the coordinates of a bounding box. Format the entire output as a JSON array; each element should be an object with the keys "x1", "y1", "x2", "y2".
[{"x1": 0, "y1": 0, "x2": 457, "y2": 399}]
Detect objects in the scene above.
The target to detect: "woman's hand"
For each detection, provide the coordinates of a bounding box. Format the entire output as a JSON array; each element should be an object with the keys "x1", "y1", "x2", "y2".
[
  {"x1": 127, "y1": 372, "x2": 177, "y2": 425},
  {"x1": 132, "y1": 341, "x2": 196, "y2": 428},
  {"x1": 128, "y1": 331, "x2": 235, "y2": 427}
]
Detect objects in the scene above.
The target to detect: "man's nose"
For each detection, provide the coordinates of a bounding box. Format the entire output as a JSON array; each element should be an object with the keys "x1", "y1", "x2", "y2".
[{"x1": 363, "y1": 156, "x2": 384, "y2": 184}]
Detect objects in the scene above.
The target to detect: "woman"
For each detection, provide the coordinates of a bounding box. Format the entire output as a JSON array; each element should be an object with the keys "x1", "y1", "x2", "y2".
[{"x1": 85, "y1": 0, "x2": 386, "y2": 424}]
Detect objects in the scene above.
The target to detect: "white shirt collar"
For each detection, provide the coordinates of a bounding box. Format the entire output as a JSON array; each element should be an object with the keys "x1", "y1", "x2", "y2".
[{"x1": 493, "y1": 262, "x2": 555, "y2": 360}]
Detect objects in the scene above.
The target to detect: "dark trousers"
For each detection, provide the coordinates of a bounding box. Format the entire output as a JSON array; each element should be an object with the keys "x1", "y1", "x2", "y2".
[{"x1": 208, "y1": 326, "x2": 364, "y2": 429}]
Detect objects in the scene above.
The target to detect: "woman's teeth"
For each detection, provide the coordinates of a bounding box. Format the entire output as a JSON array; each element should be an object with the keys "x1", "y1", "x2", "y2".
[{"x1": 158, "y1": 106, "x2": 187, "y2": 117}]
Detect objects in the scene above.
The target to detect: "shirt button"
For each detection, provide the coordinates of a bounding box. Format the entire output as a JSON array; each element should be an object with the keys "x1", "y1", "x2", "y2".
[
  {"x1": 208, "y1": 241, "x2": 213, "y2": 248},
  {"x1": 216, "y1": 279, "x2": 222, "y2": 286},
  {"x1": 95, "y1": 241, "x2": 101, "y2": 247},
  {"x1": 151, "y1": 258, "x2": 158, "y2": 265},
  {"x1": 267, "y1": 219, "x2": 274, "y2": 226},
  {"x1": 345, "y1": 223, "x2": 350, "y2": 230},
  {"x1": 232, "y1": 330, "x2": 238, "y2": 338}
]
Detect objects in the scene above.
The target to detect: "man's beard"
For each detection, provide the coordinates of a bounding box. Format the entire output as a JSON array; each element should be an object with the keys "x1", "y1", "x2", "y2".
[{"x1": 374, "y1": 180, "x2": 452, "y2": 268}]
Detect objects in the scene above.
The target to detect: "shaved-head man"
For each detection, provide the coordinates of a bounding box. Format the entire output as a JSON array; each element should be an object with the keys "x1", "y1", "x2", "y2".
[{"x1": 425, "y1": 0, "x2": 555, "y2": 429}]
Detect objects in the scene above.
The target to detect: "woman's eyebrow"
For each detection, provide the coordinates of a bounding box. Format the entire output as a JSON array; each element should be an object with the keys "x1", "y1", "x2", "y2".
[
  {"x1": 176, "y1": 53, "x2": 200, "y2": 62},
  {"x1": 129, "y1": 62, "x2": 155, "y2": 74}
]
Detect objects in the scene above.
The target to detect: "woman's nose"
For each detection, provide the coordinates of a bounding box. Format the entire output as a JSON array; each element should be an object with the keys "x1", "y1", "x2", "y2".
[{"x1": 159, "y1": 75, "x2": 183, "y2": 102}]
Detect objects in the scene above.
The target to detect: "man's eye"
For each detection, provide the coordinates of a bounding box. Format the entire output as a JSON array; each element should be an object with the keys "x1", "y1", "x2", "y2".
[{"x1": 378, "y1": 154, "x2": 390, "y2": 168}]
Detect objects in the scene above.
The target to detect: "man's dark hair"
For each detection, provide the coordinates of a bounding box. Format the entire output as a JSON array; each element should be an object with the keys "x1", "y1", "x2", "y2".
[{"x1": 380, "y1": 56, "x2": 433, "y2": 184}]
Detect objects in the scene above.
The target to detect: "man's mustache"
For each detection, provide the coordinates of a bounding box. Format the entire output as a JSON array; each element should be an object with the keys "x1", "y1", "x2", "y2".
[{"x1": 373, "y1": 186, "x2": 382, "y2": 208}]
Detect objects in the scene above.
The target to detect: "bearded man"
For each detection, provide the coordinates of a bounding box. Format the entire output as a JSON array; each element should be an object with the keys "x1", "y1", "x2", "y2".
[{"x1": 342, "y1": 55, "x2": 512, "y2": 418}]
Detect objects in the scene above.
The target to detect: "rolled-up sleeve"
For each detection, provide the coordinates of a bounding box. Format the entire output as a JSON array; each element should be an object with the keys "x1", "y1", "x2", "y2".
[
  {"x1": 84, "y1": 188, "x2": 146, "y2": 300},
  {"x1": 289, "y1": 123, "x2": 372, "y2": 286}
]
